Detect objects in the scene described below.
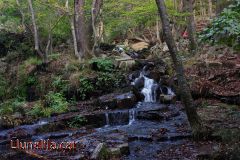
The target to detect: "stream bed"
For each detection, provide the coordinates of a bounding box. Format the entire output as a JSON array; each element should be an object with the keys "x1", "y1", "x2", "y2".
[{"x1": 0, "y1": 102, "x2": 220, "y2": 159}]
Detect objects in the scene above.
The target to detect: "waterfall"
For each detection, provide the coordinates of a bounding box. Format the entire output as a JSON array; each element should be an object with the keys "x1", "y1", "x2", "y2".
[
  {"x1": 105, "y1": 113, "x2": 109, "y2": 127},
  {"x1": 167, "y1": 87, "x2": 175, "y2": 96},
  {"x1": 128, "y1": 108, "x2": 135, "y2": 125},
  {"x1": 141, "y1": 76, "x2": 157, "y2": 102}
]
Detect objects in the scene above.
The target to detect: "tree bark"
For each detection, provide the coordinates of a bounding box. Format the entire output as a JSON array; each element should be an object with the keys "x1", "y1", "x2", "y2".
[
  {"x1": 155, "y1": 0, "x2": 204, "y2": 137},
  {"x1": 91, "y1": 0, "x2": 103, "y2": 53},
  {"x1": 208, "y1": 0, "x2": 213, "y2": 18},
  {"x1": 183, "y1": 0, "x2": 197, "y2": 51},
  {"x1": 16, "y1": 0, "x2": 26, "y2": 32},
  {"x1": 27, "y1": 0, "x2": 44, "y2": 59},
  {"x1": 74, "y1": 0, "x2": 89, "y2": 59},
  {"x1": 66, "y1": 0, "x2": 79, "y2": 59}
]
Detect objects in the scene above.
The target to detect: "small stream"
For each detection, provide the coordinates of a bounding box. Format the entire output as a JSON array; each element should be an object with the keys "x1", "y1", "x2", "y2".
[{"x1": 0, "y1": 73, "x2": 192, "y2": 159}]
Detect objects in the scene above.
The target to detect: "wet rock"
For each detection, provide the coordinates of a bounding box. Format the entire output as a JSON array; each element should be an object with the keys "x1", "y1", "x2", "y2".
[
  {"x1": 135, "y1": 105, "x2": 180, "y2": 121},
  {"x1": 90, "y1": 143, "x2": 109, "y2": 160},
  {"x1": 108, "y1": 110, "x2": 129, "y2": 126},
  {"x1": 135, "y1": 105, "x2": 169, "y2": 121},
  {"x1": 48, "y1": 133, "x2": 69, "y2": 139},
  {"x1": 115, "y1": 93, "x2": 137, "y2": 109},
  {"x1": 97, "y1": 92, "x2": 137, "y2": 110},
  {"x1": 160, "y1": 94, "x2": 176, "y2": 104},
  {"x1": 71, "y1": 154, "x2": 85, "y2": 160},
  {"x1": 110, "y1": 143, "x2": 130, "y2": 157},
  {"x1": 8, "y1": 128, "x2": 31, "y2": 139},
  {"x1": 128, "y1": 71, "x2": 140, "y2": 82},
  {"x1": 84, "y1": 114, "x2": 106, "y2": 128}
]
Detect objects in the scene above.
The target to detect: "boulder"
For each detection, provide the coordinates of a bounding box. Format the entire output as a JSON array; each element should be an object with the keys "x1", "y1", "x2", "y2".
[
  {"x1": 109, "y1": 143, "x2": 130, "y2": 157},
  {"x1": 136, "y1": 105, "x2": 169, "y2": 121},
  {"x1": 90, "y1": 143, "x2": 109, "y2": 160},
  {"x1": 108, "y1": 110, "x2": 129, "y2": 126},
  {"x1": 97, "y1": 92, "x2": 137, "y2": 110},
  {"x1": 8, "y1": 128, "x2": 31, "y2": 139},
  {"x1": 135, "y1": 105, "x2": 180, "y2": 121}
]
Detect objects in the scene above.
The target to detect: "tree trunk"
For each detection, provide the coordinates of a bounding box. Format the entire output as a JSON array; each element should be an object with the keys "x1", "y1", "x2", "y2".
[
  {"x1": 27, "y1": 0, "x2": 44, "y2": 59},
  {"x1": 208, "y1": 0, "x2": 213, "y2": 18},
  {"x1": 74, "y1": 0, "x2": 89, "y2": 59},
  {"x1": 156, "y1": 17, "x2": 161, "y2": 43},
  {"x1": 91, "y1": 0, "x2": 103, "y2": 53},
  {"x1": 155, "y1": 0, "x2": 204, "y2": 138},
  {"x1": 66, "y1": 0, "x2": 79, "y2": 59},
  {"x1": 16, "y1": 0, "x2": 26, "y2": 32},
  {"x1": 183, "y1": 0, "x2": 197, "y2": 51}
]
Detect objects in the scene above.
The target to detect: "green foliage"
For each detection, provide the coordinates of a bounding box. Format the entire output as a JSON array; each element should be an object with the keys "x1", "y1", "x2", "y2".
[
  {"x1": 45, "y1": 91, "x2": 68, "y2": 113},
  {"x1": 14, "y1": 57, "x2": 42, "y2": 97},
  {"x1": 199, "y1": 1, "x2": 240, "y2": 50},
  {"x1": 52, "y1": 76, "x2": 69, "y2": 93},
  {"x1": 28, "y1": 101, "x2": 51, "y2": 118},
  {"x1": 78, "y1": 77, "x2": 94, "y2": 100},
  {"x1": 28, "y1": 92, "x2": 68, "y2": 118},
  {"x1": 96, "y1": 72, "x2": 123, "y2": 91},
  {"x1": 0, "y1": 98, "x2": 26, "y2": 115},
  {"x1": 89, "y1": 58, "x2": 114, "y2": 72},
  {"x1": 48, "y1": 53, "x2": 61, "y2": 61},
  {"x1": 26, "y1": 76, "x2": 38, "y2": 86},
  {"x1": 0, "y1": 0, "x2": 21, "y2": 32},
  {"x1": 0, "y1": 75, "x2": 7, "y2": 98},
  {"x1": 67, "y1": 115, "x2": 87, "y2": 128}
]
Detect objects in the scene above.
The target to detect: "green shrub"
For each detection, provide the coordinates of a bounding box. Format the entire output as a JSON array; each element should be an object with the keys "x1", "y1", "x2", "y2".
[
  {"x1": 0, "y1": 98, "x2": 26, "y2": 115},
  {"x1": 67, "y1": 115, "x2": 87, "y2": 128},
  {"x1": 48, "y1": 53, "x2": 61, "y2": 61},
  {"x1": 0, "y1": 75, "x2": 7, "y2": 98},
  {"x1": 199, "y1": 1, "x2": 240, "y2": 50},
  {"x1": 96, "y1": 72, "x2": 123, "y2": 91},
  {"x1": 89, "y1": 58, "x2": 114, "y2": 72},
  {"x1": 78, "y1": 77, "x2": 94, "y2": 100},
  {"x1": 52, "y1": 76, "x2": 69, "y2": 93},
  {"x1": 45, "y1": 92, "x2": 68, "y2": 113},
  {"x1": 26, "y1": 76, "x2": 38, "y2": 86},
  {"x1": 28, "y1": 92, "x2": 68, "y2": 118}
]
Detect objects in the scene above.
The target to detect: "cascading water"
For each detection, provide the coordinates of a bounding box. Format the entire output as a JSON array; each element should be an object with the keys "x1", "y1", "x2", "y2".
[
  {"x1": 105, "y1": 112, "x2": 110, "y2": 127},
  {"x1": 128, "y1": 109, "x2": 135, "y2": 125},
  {"x1": 167, "y1": 87, "x2": 175, "y2": 96},
  {"x1": 132, "y1": 71, "x2": 158, "y2": 103},
  {"x1": 141, "y1": 76, "x2": 157, "y2": 102}
]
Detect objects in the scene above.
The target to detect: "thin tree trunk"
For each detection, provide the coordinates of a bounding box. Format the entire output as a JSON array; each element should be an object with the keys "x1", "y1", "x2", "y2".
[
  {"x1": 45, "y1": 32, "x2": 51, "y2": 63},
  {"x1": 156, "y1": 17, "x2": 161, "y2": 43},
  {"x1": 99, "y1": 20, "x2": 104, "y2": 42},
  {"x1": 183, "y1": 0, "x2": 197, "y2": 51},
  {"x1": 27, "y1": 0, "x2": 44, "y2": 59},
  {"x1": 91, "y1": 0, "x2": 103, "y2": 53},
  {"x1": 74, "y1": 0, "x2": 89, "y2": 59},
  {"x1": 208, "y1": 0, "x2": 213, "y2": 18},
  {"x1": 155, "y1": 0, "x2": 204, "y2": 138},
  {"x1": 16, "y1": 0, "x2": 26, "y2": 32},
  {"x1": 66, "y1": 0, "x2": 79, "y2": 59}
]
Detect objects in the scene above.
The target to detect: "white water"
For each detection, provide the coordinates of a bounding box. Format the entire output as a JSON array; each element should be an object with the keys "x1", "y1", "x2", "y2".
[
  {"x1": 167, "y1": 87, "x2": 175, "y2": 96},
  {"x1": 105, "y1": 113, "x2": 110, "y2": 127},
  {"x1": 141, "y1": 76, "x2": 157, "y2": 103},
  {"x1": 128, "y1": 109, "x2": 135, "y2": 125}
]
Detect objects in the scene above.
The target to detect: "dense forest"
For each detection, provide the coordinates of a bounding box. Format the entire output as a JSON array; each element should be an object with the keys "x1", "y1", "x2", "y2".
[{"x1": 0, "y1": 0, "x2": 239, "y2": 159}]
